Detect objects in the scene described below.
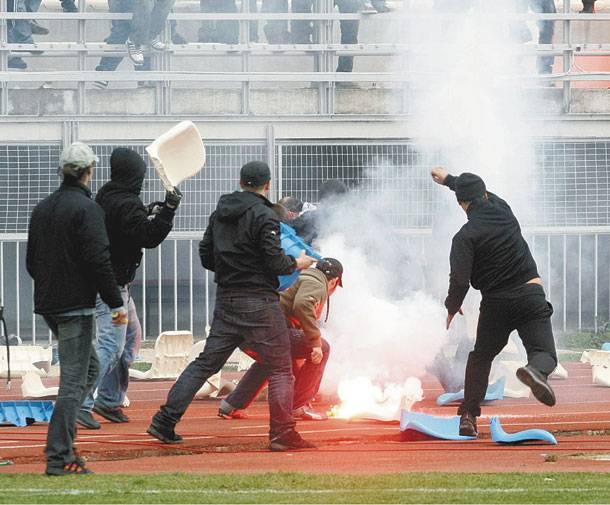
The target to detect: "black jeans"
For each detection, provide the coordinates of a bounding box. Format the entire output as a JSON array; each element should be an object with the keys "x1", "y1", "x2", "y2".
[
  {"x1": 291, "y1": 0, "x2": 359, "y2": 71},
  {"x1": 43, "y1": 314, "x2": 99, "y2": 473},
  {"x1": 153, "y1": 292, "x2": 295, "y2": 439},
  {"x1": 458, "y1": 283, "x2": 557, "y2": 418},
  {"x1": 198, "y1": 0, "x2": 258, "y2": 43},
  {"x1": 225, "y1": 329, "x2": 330, "y2": 411}
]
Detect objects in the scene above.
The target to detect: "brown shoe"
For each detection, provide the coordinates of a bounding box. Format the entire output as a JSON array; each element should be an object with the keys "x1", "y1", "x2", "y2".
[{"x1": 459, "y1": 412, "x2": 478, "y2": 437}]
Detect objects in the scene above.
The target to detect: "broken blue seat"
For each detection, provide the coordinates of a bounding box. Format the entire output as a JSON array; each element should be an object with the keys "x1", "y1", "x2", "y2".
[
  {"x1": 278, "y1": 222, "x2": 322, "y2": 290},
  {"x1": 400, "y1": 411, "x2": 476, "y2": 441},
  {"x1": 490, "y1": 416, "x2": 557, "y2": 445},
  {"x1": 0, "y1": 400, "x2": 54, "y2": 427},
  {"x1": 436, "y1": 377, "x2": 505, "y2": 406}
]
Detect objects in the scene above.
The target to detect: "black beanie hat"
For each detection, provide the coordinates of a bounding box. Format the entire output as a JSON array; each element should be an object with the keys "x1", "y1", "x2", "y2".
[{"x1": 455, "y1": 173, "x2": 486, "y2": 202}]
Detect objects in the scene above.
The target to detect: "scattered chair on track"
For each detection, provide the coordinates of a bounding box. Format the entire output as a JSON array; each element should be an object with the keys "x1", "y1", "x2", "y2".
[
  {"x1": 21, "y1": 371, "x2": 58, "y2": 399},
  {"x1": 129, "y1": 331, "x2": 193, "y2": 380}
]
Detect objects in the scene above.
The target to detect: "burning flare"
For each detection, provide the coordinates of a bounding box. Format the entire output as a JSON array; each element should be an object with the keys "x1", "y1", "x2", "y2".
[{"x1": 330, "y1": 377, "x2": 424, "y2": 421}]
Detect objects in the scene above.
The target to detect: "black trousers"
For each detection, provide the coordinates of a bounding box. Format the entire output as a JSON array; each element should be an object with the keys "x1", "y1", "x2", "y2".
[{"x1": 458, "y1": 283, "x2": 557, "y2": 417}]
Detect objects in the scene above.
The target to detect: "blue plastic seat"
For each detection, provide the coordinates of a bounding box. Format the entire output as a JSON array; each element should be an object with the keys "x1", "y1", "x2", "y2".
[
  {"x1": 489, "y1": 416, "x2": 557, "y2": 445},
  {"x1": 436, "y1": 377, "x2": 505, "y2": 406},
  {"x1": 278, "y1": 222, "x2": 322, "y2": 291},
  {"x1": 0, "y1": 400, "x2": 54, "y2": 427},
  {"x1": 400, "y1": 411, "x2": 476, "y2": 441},
  {"x1": 601, "y1": 342, "x2": 610, "y2": 352}
]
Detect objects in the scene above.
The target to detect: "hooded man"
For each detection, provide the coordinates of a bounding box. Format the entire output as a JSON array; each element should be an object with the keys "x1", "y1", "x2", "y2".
[
  {"x1": 76, "y1": 147, "x2": 181, "y2": 430},
  {"x1": 219, "y1": 257, "x2": 343, "y2": 421},
  {"x1": 148, "y1": 161, "x2": 317, "y2": 451},
  {"x1": 27, "y1": 142, "x2": 125, "y2": 475},
  {"x1": 431, "y1": 167, "x2": 558, "y2": 438}
]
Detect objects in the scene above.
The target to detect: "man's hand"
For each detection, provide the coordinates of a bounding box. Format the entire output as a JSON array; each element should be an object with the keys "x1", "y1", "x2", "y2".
[
  {"x1": 431, "y1": 167, "x2": 449, "y2": 186},
  {"x1": 310, "y1": 346, "x2": 323, "y2": 365},
  {"x1": 295, "y1": 250, "x2": 316, "y2": 270},
  {"x1": 165, "y1": 187, "x2": 183, "y2": 209},
  {"x1": 446, "y1": 308, "x2": 464, "y2": 330},
  {"x1": 111, "y1": 308, "x2": 128, "y2": 326}
]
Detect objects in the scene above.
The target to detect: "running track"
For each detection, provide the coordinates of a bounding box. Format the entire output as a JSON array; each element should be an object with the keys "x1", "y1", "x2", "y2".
[{"x1": 1, "y1": 363, "x2": 609, "y2": 474}]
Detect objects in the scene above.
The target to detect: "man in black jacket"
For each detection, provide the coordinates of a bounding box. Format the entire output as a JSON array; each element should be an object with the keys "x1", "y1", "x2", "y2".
[
  {"x1": 431, "y1": 167, "x2": 558, "y2": 438},
  {"x1": 76, "y1": 148, "x2": 181, "y2": 430},
  {"x1": 27, "y1": 142, "x2": 125, "y2": 475},
  {"x1": 148, "y1": 161, "x2": 317, "y2": 451}
]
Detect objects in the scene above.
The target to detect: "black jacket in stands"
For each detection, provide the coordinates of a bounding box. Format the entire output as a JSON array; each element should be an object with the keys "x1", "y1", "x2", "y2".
[
  {"x1": 26, "y1": 179, "x2": 123, "y2": 314},
  {"x1": 443, "y1": 174, "x2": 539, "y2": 315},
  {"x1": 96, "y1": 151, "x2": 175, "y2": 285},
  {"x1": 199, "y1": 191, "x2": 297, "y2": 296}
]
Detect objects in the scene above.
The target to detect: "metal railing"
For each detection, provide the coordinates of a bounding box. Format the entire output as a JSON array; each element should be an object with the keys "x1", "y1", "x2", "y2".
[
  {"x1": 1, "y1": 1, "x2": 610, "y2": 115},
  {"x1": 2, "y1": 227, "x2": 609, "y2": 345}
]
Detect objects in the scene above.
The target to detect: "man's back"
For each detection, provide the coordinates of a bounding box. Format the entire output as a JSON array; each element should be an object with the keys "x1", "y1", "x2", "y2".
[
  {"x1": 455, "y1": 193, "x2": 538, "y2": 295},
  {"x1": 199, "y1": 191, "x2": 295, "y2": 295},
  {"x1": 27, "y1": 181, "x2": 120, "y2": 314}
]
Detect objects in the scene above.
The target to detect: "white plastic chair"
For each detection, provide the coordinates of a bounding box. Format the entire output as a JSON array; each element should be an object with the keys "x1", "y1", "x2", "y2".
[
  {"x1": 20, "y1": 371, "x2": 58, "y2": 399},
  {"x1": 550, "y1": 363, "x2": 569, "y2": 380},
  {"x1": 593, "y1": 365, "x2": 610, "y2": 387},
  {"x1": 129, "y1": 331, "x2": 193, "y2": 380},
  {"x1": 0, "y1": 346, "x2": 52, "y2": 378},
  {"x1": 188, "y1": 340, "x2": 236, "y2": 398}
]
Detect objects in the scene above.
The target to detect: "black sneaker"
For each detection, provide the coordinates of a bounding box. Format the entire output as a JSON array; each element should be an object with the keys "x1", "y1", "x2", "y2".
[
  {"x1": 93, "y1": 404, "x2": 129, "y2": 423},
  {"x1": 46, "y1": 457, "x2": 93, "y2": 476},
  {"x1": 270, "y1": 430, "x2": 317, "y2": 451},
  {"x1": 8, "y1": 57, "x2": 27, "y2": 70},
  {"x1": 61, "y1": 1, "x2": 78, "y2": 12},
  {"x1": 30, "y1": 20, "x2": 50, "y2": 35},
  {"x1": 459, "y1": 412, "x2": 478, "y2": 437},
  {"x1": 517, "y1": 365, "x2": 556, "y2": 407},
  {"x1": 76, "y1": 410, "x2": 101, "y2": 430},
  {"x1": 147, "y1": 422, "x2": 183, "y2": 444}
]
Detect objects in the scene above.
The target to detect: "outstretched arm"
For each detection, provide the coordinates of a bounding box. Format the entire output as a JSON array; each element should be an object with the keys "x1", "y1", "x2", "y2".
[{"x1": 431, "y1": 167, "x2": 457, "y2": 192}]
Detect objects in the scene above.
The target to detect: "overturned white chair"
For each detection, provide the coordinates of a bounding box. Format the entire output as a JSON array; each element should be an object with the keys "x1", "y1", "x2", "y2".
[
  {"x1": 0, "y1": 346, "x2": 52, "y2": 378},
  {"x1": 550, "y1": 362, "x2": 569, "y2": 380},
  {"x1": 491, "y1": 360, "x2": 530, "y2": 398},
  {"x1": 188, "y1": 340, "x2": 237, "y2": 399},
  {"x1": 129, "y1": 331, "x2": 193, "y2": 380},
  {"x1": 593, "y1": 365, "x2": 610, "y2": 387},
  {"x1": 21, "y1": 371, "x2": 58, "y2": 399},
  {"x1": 581, "y1": 349, "x2": 610, "y2": 367}
]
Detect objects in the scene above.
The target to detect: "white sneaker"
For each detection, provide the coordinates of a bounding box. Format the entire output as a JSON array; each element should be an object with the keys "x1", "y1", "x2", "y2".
[
  {"x1": 92, "y1": 80, "x2": 109, "y2": 90},
  {"x1": 126, "y1": 39, "x2": 144, "y2": 65},
  {"x1": 150, "y1": 37, "x2": 167, "y2": 51}
]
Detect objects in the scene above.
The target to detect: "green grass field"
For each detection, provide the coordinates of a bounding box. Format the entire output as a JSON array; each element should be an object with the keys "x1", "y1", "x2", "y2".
[{"x1": 1, "y1": 472, "x2": 609, "y2": 504}]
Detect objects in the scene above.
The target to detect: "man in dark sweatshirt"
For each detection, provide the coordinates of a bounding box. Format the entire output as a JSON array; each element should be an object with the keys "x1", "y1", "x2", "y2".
[
  {"x1": 27, "y1": 142, "x2": 125, "y2": 475},
  {"x1": 218, "y1": 257, "x2": 343, "y2": 422},
  {"x1": 148, "y1": 161, "x2": 317, "y2": 451},
  {"x1": 76, "y1": 148, "x2": 181, "y2": 430},
  {"x1": 431, "y1": 167, "x2": 558, "y2": 438}
]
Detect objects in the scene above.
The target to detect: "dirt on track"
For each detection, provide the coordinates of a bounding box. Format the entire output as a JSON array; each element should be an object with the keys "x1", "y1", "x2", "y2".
[{"x1": 1, "y1": 362, "x2": 610, "y2": 474}]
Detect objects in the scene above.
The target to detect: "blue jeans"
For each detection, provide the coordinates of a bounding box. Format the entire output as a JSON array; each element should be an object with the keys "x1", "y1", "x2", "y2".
[
  {"x1": 82, "y1": 286, "x2": 141, "y2": 411},
  {"x1": 153, "y1": 292, "x2": 295, "y2": 440},
  {"x1": 7, "y1": 0, "x2": 41, "y2": 44},
  {"x1": 96, "y1": 0, "x2": 152, "y2": 72},
  {"x1": 226, "y1": 330, "x2": 330, "y2": 411},
  {"x1": 43, "y1": 314, "x2": 99, "y2": 473}
]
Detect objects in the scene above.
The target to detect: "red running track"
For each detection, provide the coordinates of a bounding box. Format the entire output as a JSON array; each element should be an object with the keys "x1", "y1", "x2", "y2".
[{"x1": 1, "y1": 362, "x2": 610, "y2": 474}]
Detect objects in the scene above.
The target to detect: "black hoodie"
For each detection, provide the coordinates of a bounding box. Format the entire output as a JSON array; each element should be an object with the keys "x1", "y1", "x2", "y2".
[
  {"x1": 199, "y1": 191, "x2": 297, "y2": 296},
  {"x1": 96, "y1": 148, "x2": 176, "y2": 285},
  {"x1": 443, "y1": 174, "x2": 539, "y2": 315}
]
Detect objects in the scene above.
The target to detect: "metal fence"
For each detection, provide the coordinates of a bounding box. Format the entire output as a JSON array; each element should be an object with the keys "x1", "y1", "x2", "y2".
[
  {"x1": 2, "y1": 138, "x2": 610, "y2": 341},
  {"x1": 1, "y1": 1, "x2": 610, "y2": 115}
]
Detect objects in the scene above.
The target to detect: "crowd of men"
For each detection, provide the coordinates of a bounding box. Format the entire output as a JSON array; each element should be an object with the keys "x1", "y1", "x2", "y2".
[
  {"x1": 7, "y1": 0, "x2": 597, "y2": 73},
  {"x1": 26, "y1": 140, "x2": 559, "y2": 474},
  {"x1": 26, "y1": 143, "x2": 347, "y2": 474}
]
